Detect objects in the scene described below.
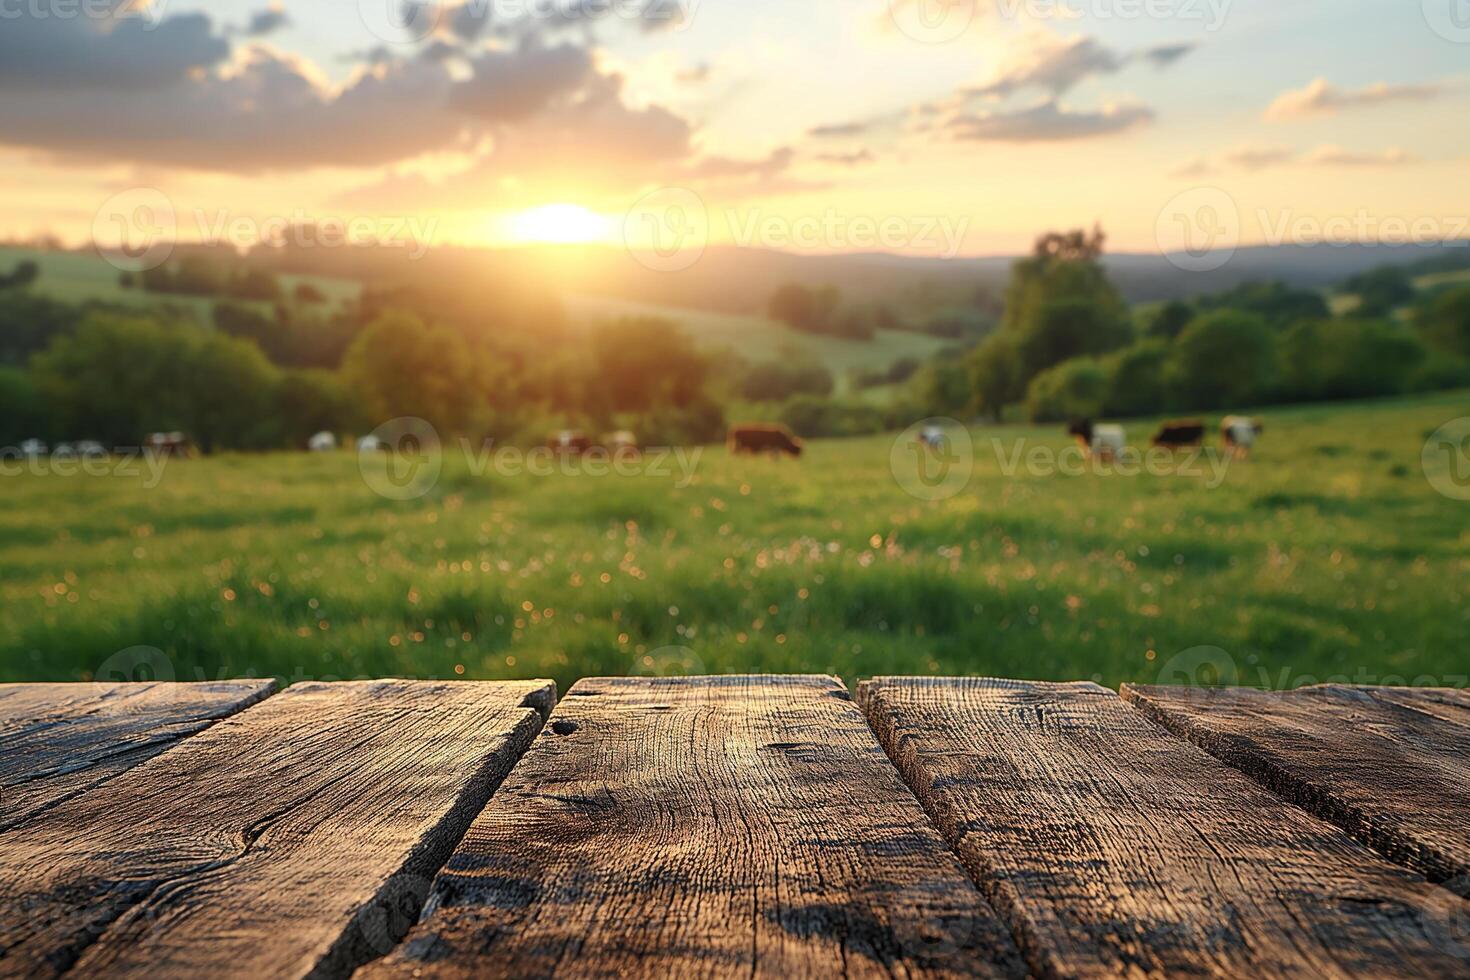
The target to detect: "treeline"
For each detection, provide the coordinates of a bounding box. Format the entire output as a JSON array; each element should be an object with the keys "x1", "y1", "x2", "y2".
[
  {"x1": 911, "y1": 228, "x2": 1470, "y2": 424},
  {"x1": 0, "y1": 258, "x2": 729, "y2": 451},
  {"x1": 766, "y1": 282, "x2": 996, "y2": 341}
]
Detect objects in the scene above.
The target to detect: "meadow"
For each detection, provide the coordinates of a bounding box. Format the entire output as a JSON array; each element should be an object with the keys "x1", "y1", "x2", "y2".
[{"x1": 1, "y1": 391, "x2": 1466, "y2": 692}]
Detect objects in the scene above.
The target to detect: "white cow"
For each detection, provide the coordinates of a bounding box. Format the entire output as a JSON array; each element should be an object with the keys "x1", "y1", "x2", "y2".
[
  {"x1": 1069, "y1": 420, "x2": 1126, "y2": 460},
  {"x1": 19, "y1": 439, "x2": 46, "y2": 458},
  {"x1": 357, "y1": 435, "x2": 384, "y2": 453},
  {"x1": 1221, "y1": 416, "x2": 1263, "y2": 458},
  {"x1": 308, "y1": 431, "x2": 338, "y2": 453}
]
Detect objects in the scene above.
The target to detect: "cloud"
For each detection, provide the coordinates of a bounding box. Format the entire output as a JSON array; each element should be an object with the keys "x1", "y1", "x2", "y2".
[
  {"x1": 967, "y1": 34, "x2": 1126, "y2": 99},
  {"x1": 816, "y1": 149, "x2": 875, "y2": 167},
  {"x1": 964, "y1": 32, "x2": 1195, "y2": 100},
  {"x1": 1265, "y1": 77, "x2": 1443, "y2": 121},
  {"x1": 948, "y1": 100, "x2": 1152, "y2": 142},
  {"x1": 1175, "y1": 143, "x2": 1423, "y2": 175},
  {"x1": 243, "y1": 7, "x2": 290, "y2": 37},
  {"x1": 1301, "y1": 145, "x2": 1420, "y2": 167},
  {"x1": 1142, "y1": 43, "x2": 1195, "y2": 68},
  {"x1": 0, "y1": 12, "x2": 230, "y2": 92},
  {"x1": 452, "y1": 43, "x2": 596, "y2": 121},
  {"x1": 0, "y1": 11, "x2": 696, "y2": 177},
  {"x1": 1224, "y1": 146, "x2": 1294, "y2": 171},
  {"x1": 807, "y1": 122, "x2": 869, "y2": 139}
]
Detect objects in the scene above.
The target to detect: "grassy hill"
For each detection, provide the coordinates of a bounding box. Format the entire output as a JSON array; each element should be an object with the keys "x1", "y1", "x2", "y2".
[
  {"x1": 1, "y1": 391, "x2": 1464, "y2": 692},
  {"x1": 0, "y1": 246, "x2": 362, "y2": 322},
  {"x1": 565, "y1": 294, "x2": 952, "y2": 389}
]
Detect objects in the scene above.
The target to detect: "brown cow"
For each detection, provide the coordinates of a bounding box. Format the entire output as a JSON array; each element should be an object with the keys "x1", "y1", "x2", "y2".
[
  {"x1": 728, "y1": 424, "x2": 803, "y2": 457},
  {"x1": 1152, "y1": 419, "x2": 1206, "y2": 449},
  {"x1": 547, "y1": 430, "x2": 595, "y2": 455}
]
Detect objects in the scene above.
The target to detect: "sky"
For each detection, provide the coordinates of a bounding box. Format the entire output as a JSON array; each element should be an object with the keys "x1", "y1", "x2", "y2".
[{"x1": 2, "y1": 0, "x2": 1468, "y2": 258}]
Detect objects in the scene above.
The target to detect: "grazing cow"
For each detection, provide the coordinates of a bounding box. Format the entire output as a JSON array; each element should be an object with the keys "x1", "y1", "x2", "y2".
[
  {"x1": 145, "y1": 432, "x2": 194, "y2": 458},
  {"x1": 1222, "y1": 416, "x2": 1264, "y2": 458},
  {"x1": 19, "y1": 439, "x2": 46, "y2": 458},
  {"x1": 548, "y1": 430, "x2": 595, "y2": 455},
  {"x1": 1068, "y1": 419, "x2": 1126, "y2": 460},
  {"x1": 728, "y1": 424, "x2": 803, "y2": 457},
  {"x1": 919, "y1": 425, "x2": 947, "y2": 452},
  {"x1": 1153, "y1": 419, "x2": 1206, "y2": 449},
  {"x1": 602, "y1": 430, "x2": 640, "y2": 458},
  {"x1": 308, "y1": 431, "x2": 338, "y2": 453},
  {"x1": 357, "y1": 435, "x2": 385, "y2": 453}
]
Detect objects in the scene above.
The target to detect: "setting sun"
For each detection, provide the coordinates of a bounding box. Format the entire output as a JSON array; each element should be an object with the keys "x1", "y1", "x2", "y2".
[{"x1": 511, "y1": 204, "x2": 609, "y2": 245}]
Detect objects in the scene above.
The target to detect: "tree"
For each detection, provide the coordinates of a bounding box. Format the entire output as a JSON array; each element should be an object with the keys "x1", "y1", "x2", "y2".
[
  {"x1": 185, "y1": 334, "x2": 281, "y2": 452},
  {"x1": 294, "y1": 282, "x2": 328, "y2": 304},
  {"x1": 1016, "y1": 297, "x2": 1134, "y2": 380},
  {"x1": 1145, "y1": 300, "x2": 1195, "y2": 340},
  {"x1": 0, "y1": 292, "x2": 80, "y2": 365},
  {"x1": 589, "y1": 317, "x2": 709, "y2": 414},
  {"x1": 343, "y1": 312, "x2": 480, "y2": 433},
  {"x1": 1165, "y1": 311, "x2": 1277, "y2": 410},
  {"x1": 1103, "y1": 340, "x2": 1170, "y2": 417},
  {"x1": 273, "y1": 369, "x2": 359, "y2": 447},
  {"x1": 768, "y1": 283, "x2": 842, "y2": 335},
  {"x1": 911, "y1": 358, "x2": 972, "y2": 417},
  {"x1": 739, "y1": 361, "x2": 834, "y2": 402},
  {"x1": 31, "y1": 314, "x2": 196, "y2": 445},
  {"x1": 1415, "y1": 285, "x2": 1470, "y2": 359},
  {"x1": 1026, "y1": 358, "x2": 1108, "y2": 423},
  {"x1": 0, "y1": 367, "x2": 43, "y2": 446},
  {"x1": 1196, "y1": 280, "x2": 1329, "y2": 330},
  {"x1": 0, "y1": 260, "x2": 39, "y2": 289},
  {"x1": 1342, "y1": 266, "x2": 1415, "y2": 318},
  {"x1": 998, "y1": 227, "x2": 1132, "y2": 384},
  {"x1": 967, "y1": 333, "x2": 1021, "y2": 421}
]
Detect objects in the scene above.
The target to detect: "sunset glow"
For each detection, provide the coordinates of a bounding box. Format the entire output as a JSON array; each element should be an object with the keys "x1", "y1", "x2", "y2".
[{"x1": 511, "y1": 205, "x2": 610, "y2": 246}]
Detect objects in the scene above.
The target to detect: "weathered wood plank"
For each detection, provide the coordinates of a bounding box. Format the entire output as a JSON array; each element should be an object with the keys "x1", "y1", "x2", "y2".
[
  {"x1": 0, "y1": 679, "x2": 554, "y2": 979},
  {"x1": 364, "y1": 675, "x2": 1026, "y2": 979},
  {"x1": 862, "y1": 677, "x2": 1470, "y2": 979},
  {"x1": 0, "y1": 680, "x2": 276, "y2": 830},
  {"x1": 1123, "y1": 683, "x2": 1470, "y2": 882}
]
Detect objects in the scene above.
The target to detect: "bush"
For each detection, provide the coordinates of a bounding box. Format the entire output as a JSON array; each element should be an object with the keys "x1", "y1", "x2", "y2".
[
  {"x1": 1026, "y1": 358, "x2": 1108, "y2": 423},
  {"x1": 1166, "y1": 311, "x2": 1276, "y2": 410},
  {"x1": 1278, "y1": 320, "x2": 1428, "y2": 401},
  {"x1": 0, "y1": 367, "x2": 43, "y2": 445},
  {"x1": 779, "y1": 396, "x2": 885, "y2": 438},
  {"x1": 739, "y1": 361, "x2": 834, "y2": 402},
  {"x1": 1102, "y1": 340, "x2": 1170, "y2": 417},
  {"x1": 1415, "y1": 285, "x2": 1470, "y2": 359}
]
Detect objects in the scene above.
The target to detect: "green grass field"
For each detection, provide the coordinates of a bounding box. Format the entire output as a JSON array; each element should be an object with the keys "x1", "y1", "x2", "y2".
[
  {"x1": 3, "y1": 392, "x2": 1466, "y2": 692},
  {"x1": 0, "y1": 246, "x2": 362, "y2": 322}
]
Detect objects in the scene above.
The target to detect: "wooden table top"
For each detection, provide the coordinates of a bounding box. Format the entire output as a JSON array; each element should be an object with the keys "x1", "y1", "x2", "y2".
[{"x1": 1, "y1": 676, "x2": 1466, "y2": 979}]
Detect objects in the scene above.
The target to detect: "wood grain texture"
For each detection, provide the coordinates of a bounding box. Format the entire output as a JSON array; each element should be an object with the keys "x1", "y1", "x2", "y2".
[
  {"x1": 0, "y1": 679, "x2": 554, "y2": 980},
  {"x1": 364, "y1": 675, "x2": 1026, "y2": 979},
  {"x1": 0, "y1": 680, "x2": 276, "y2": 831},
  {"x1": 861, "y1": 677, "x2": 1470, "y2": 979},
  {"x1": 1123, "y1": 683, "x2": 1470, "y2": 882}
]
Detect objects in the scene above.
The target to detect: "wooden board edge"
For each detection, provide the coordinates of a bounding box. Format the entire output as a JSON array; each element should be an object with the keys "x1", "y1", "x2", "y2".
[{"x1": 1120, "y1": 683, "x2": 1462, "y2": 883}]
